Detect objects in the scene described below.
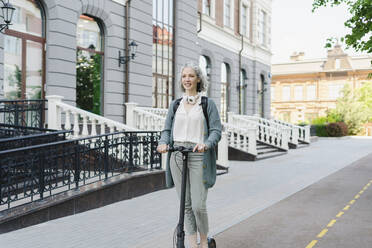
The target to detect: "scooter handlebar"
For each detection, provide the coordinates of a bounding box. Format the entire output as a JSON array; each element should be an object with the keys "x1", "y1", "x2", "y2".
[{"x1": 167, "y1": 146, "x2": 194, "y2": 153}]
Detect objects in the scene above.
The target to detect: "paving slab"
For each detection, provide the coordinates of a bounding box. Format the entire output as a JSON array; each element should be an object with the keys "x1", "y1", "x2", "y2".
[{"x1": 1, "y1": 137, "x2": 372, "y2": 248}]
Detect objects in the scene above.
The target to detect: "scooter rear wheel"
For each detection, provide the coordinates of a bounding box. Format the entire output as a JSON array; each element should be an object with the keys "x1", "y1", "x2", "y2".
[{"x1": 208, "y1": 237, "x2": 216, "y2": 248}]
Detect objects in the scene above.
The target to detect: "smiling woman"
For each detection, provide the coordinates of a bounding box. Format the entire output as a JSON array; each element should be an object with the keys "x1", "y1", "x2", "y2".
[{"x1": 157, "y1": 62, "x2": 221, "y2": 248}]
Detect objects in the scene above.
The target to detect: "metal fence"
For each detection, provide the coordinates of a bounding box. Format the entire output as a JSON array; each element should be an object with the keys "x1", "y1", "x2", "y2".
[
  {"x1": 0, "y1": 130, "x2": 71, "y2": 151},
  {"x1": 0, "y1": 131, "x2": 161, "y2": 209},
  {"x1": 0, "y1": 99, "x2": 46, "y2": 129}
]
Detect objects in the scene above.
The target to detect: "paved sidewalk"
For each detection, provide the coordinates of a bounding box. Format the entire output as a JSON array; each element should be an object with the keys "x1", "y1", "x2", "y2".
[{"x1": 1, "y1": 137, "x2": 372, "y2": 248}]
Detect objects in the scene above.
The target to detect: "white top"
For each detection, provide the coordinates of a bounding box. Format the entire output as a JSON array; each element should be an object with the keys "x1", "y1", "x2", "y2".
[{"x1": 173, "y1": 97, "x2": 205, "y2": 144}]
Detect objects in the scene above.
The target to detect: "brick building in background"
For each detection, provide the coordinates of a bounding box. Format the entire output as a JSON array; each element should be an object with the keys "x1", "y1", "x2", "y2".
[{"x1": 271, "y1": 45, "x2": 372, "y2": 124}]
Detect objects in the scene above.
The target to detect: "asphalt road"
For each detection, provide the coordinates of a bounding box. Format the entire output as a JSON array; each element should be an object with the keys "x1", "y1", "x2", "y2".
[{"x1": 216, "y1": 151, "x2": 372, "y2": 248}]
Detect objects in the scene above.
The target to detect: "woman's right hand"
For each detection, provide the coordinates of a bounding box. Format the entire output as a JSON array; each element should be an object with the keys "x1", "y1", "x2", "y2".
[{"x1": 157, "y1": 144, "x2": 168, "y2": 153}]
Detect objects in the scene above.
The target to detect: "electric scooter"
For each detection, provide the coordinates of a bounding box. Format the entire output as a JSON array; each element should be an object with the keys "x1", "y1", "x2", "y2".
[{"x1": 168, "y1": 145, "x2": 216, "y2": 248}]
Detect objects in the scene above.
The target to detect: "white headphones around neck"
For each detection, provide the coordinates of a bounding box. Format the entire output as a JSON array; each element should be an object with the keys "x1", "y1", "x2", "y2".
[{"x1": 183, "y1": 94, "x2": 200, "y2": 105}]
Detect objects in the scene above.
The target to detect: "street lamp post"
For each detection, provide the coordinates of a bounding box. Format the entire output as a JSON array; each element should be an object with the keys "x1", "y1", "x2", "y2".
[{"x1": 0, "y1": 0, "x2": 15, "y2": 33}]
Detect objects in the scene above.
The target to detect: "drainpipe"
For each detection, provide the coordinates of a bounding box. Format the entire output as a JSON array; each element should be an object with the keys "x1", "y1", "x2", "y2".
[
  {"x1": 197, "y1": 11, "x2": 202, "y2": 33},
  {"x1": 238, "y1": 0, "x2": 244, "y2": 114},
  {"x1": 124, "y1": 0, "x2": 131, "y2": 122}
]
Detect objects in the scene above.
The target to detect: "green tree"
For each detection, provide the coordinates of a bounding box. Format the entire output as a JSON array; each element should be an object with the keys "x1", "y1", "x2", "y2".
[
  {"x1": 76, "y1": 50, "x2": 102, "y2": 115},
  {"x1": 6, "y1": 65, "x2": 22, "y2": 99},
  {"x1": 312, "y1": 0, "x2": 372, "y2": 55},
  {"x1": 356, "y1": 81, "x2": 372, "y2": 120},
  {"x1": 331, "y1": 84, "x2": 369, "y2": 134}
]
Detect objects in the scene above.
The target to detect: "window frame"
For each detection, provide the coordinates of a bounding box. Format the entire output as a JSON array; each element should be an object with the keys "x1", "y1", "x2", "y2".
[{"x1": 4, "y1": 0, "x2": 46, "y2": 100}]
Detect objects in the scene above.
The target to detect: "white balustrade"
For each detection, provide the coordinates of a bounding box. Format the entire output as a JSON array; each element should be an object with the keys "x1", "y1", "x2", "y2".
[
  {"x1": 47, "y1": 95, "x2": 137, "y2": 138},
  {"x1": 271, "y1": 118, "x2": 310, "y2": 144},
  {"x1": 125, "y1": 103, "x2": 166, "y2": 131},
  {"x1": 137, "y1": 107, "x2": 168, "y2": 118},
  {"x1": 229, "y1": 115, "x2": 289, "y2": 151},
  {"x1": 222, "y1": 122, "x2": 257, "y2": 156}
]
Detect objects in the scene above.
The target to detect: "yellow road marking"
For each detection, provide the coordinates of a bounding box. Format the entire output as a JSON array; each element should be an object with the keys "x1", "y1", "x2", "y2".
[
  {"x1": 306, "y1": 240, "x2": 318, "y2": 248},
  {"x1": 306, "y1": 180, "x2": 371, "y2": 248},
  {"x1": 327, "y1": 219, "x2": 337, "y2": 227},
  {"x1": 336, "y1": 211, "x2": 344, "y2": 218},
  {"x1": 317, "y1": 229, "x2": 328, "y2": 238}
]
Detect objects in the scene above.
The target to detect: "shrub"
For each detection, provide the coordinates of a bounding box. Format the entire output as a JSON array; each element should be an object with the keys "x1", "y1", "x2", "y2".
[
  {"x1": 326, "y1": 122, "x2": 348, "y2": 137},
  {"x1": 311, "y1": 116, "x2": 328, "y2": 125},
  {"x1": 312, "y1": 124, "x2": 328, "y2": 137}
]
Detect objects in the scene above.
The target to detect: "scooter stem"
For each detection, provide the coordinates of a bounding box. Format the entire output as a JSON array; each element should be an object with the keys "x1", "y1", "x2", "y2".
[{"x1": 176, "y1": 152, "x2": 188, "y2": 248}]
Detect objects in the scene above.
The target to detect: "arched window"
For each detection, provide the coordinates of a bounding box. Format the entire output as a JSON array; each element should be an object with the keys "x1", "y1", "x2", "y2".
[
  {"x1": 221, "y1": 62, "x2": 230, "y2": 122},
  {"x1": 258, "y1": 74, "x2": 265, "y2": 117},
  {"x1": 152, "y1": 0, "x2": 175, "y2": 108},
  {"x1": 240, "y1": 69, "x2": 247, "y2": 114},
  {"x1": 76, "y1": 14, "x2": 104, "y2": 115},
  {"x1": 4, "y1": 0, "x2": 45, "y2": 100},
  {"x1": 199, "y1": 55, "x2": 211, "y2": 95}
]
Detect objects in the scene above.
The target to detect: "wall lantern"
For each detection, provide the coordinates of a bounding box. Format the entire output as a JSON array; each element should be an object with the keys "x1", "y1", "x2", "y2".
[
  {"x1": 0, "y1": 0, "x2": 15, "y2": 33},
  {"x1": 118, "y1": 40, "x2": 138, "y2": 67},
  {"x1": 237, "y1": 74, "x2": 248, "y2": 90}
]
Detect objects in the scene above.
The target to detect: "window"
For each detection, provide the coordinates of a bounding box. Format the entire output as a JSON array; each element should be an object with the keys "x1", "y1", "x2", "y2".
[
  {"x1": 76, "y1": 15, "x2": 104, "y2": 115},
  {"x1": 4, "y1": 0, "x2": 45, "y2": 100},
  {"x1": 224, "y1": 0, "x2": 232, "y2": 28},
  {"x1": 294, "y1": 86, "x2": 303, "y2": 101},
  {"x1": 241, "y1": 5, "x2": 247, "y2": 36},
  {"x1": 307, "y1": 85, "x2": 316, "y2": 100},
  {"x1": 203, "y1": 0, "x2": 210, "y2": 16},
  {"x1": 221, "y1": 63, "x2": 230, "y2": 122},
  {"x1": 281, "y1": 111, "x2": 291, "y2": 123},
  {"x1": 199, "y1": 55, "x2": 211, "y2": 95},
  {"x1": 335, "y1": 59, "x2": 341, "y2": 69},
  {"x1": 282, "y1": 86, "x2": 290, "y2": 101},
  {"x1": 241, "y1": 4, "x2": 250, "y2": 37},
  {"x1": 240, "y1": 69, "x2": 247, "y2": 114},
  {"x1": 271, "y1": 86, "x2": 275, "y2": 101},
  {"x1": 258, "y1": 10, "x2": 266, "y2": 46},
  {"x1": 152, "y1": 0, "x2": 175, "y2": 108},
  {"x1": 199, "y1": 55, "x2": 211, "y2": 81},
  {"x1": 329, "y1": 84, "x2": 344, "y2": 100}
]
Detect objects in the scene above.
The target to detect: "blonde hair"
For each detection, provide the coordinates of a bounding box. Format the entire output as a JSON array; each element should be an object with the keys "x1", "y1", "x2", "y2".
[{"x1": 179, "y1": 62, "x2": 208, "y2": 92}]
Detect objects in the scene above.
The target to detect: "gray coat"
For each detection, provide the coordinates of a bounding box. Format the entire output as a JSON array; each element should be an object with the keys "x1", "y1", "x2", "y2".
[{"x1": 158, "y1": 98, "x2": 222, "y2": 189}]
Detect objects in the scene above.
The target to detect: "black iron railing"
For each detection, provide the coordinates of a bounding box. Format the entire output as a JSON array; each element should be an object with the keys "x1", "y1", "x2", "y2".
[
  {"x1": 0, "y1": 123, "x2": 55, "y2": 139},
  {"x1": 0, "y1": 130, "x2": 71, "y2": 151},
  {"x1": 0, "y1": 131, "x2": 161, "y2": 209},
  {"x1": 0, "y1": 99, "x2": 46, "y2": 129}
]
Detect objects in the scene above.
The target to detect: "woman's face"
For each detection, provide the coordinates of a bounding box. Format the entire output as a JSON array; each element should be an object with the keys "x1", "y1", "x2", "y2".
[{"x1": 182, "y1": 67, "x2": 199, "y2": 93}]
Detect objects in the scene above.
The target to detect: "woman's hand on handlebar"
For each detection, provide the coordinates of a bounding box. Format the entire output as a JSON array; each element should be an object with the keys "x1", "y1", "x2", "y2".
[
  {"x1": 193, "y1": 143, "x2": 208, "y2": 153},
  {"x1": 157, "y1": 144, "x2": 168, "y2": 153}
]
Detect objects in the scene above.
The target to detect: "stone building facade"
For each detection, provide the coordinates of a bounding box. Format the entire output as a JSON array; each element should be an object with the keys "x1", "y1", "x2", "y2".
[
  {"x1": 0, "y1": 0, "x2": 272, "y2": 123},
  {"x1": 271, "y1": 45, "x2": 372, "y2": 124}
]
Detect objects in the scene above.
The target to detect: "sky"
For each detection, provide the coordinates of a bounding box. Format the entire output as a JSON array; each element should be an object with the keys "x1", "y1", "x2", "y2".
[{"x1": 271, "y1": 0, "x2": 364, "y2": 63}]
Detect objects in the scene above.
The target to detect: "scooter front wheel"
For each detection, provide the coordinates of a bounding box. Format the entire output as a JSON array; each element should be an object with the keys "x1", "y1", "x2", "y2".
[{"x1": 208, "y1": 237, "x2": 216, "y2": 248}]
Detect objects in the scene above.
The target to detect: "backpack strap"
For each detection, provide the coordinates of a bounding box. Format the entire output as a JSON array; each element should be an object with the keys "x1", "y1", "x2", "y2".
[{"x1": 173, "y1": 97, "x2": 182, "y2": 115}]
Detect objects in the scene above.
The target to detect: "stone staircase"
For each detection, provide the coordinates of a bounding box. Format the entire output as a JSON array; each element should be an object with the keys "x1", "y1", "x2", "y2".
[{"x1": 256, "y1": 141, "x2": 287, "y2": 160}]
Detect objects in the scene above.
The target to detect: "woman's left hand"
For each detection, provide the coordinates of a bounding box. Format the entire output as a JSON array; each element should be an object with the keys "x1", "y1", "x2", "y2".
[{"x1": 193, "y1": 143, "x2": 208, "y2": 153}]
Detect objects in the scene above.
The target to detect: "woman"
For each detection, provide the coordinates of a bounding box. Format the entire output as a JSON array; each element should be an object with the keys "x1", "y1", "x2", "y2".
[{"x1": 157, "y1": 62, "x2": 222, "y2": 248}]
